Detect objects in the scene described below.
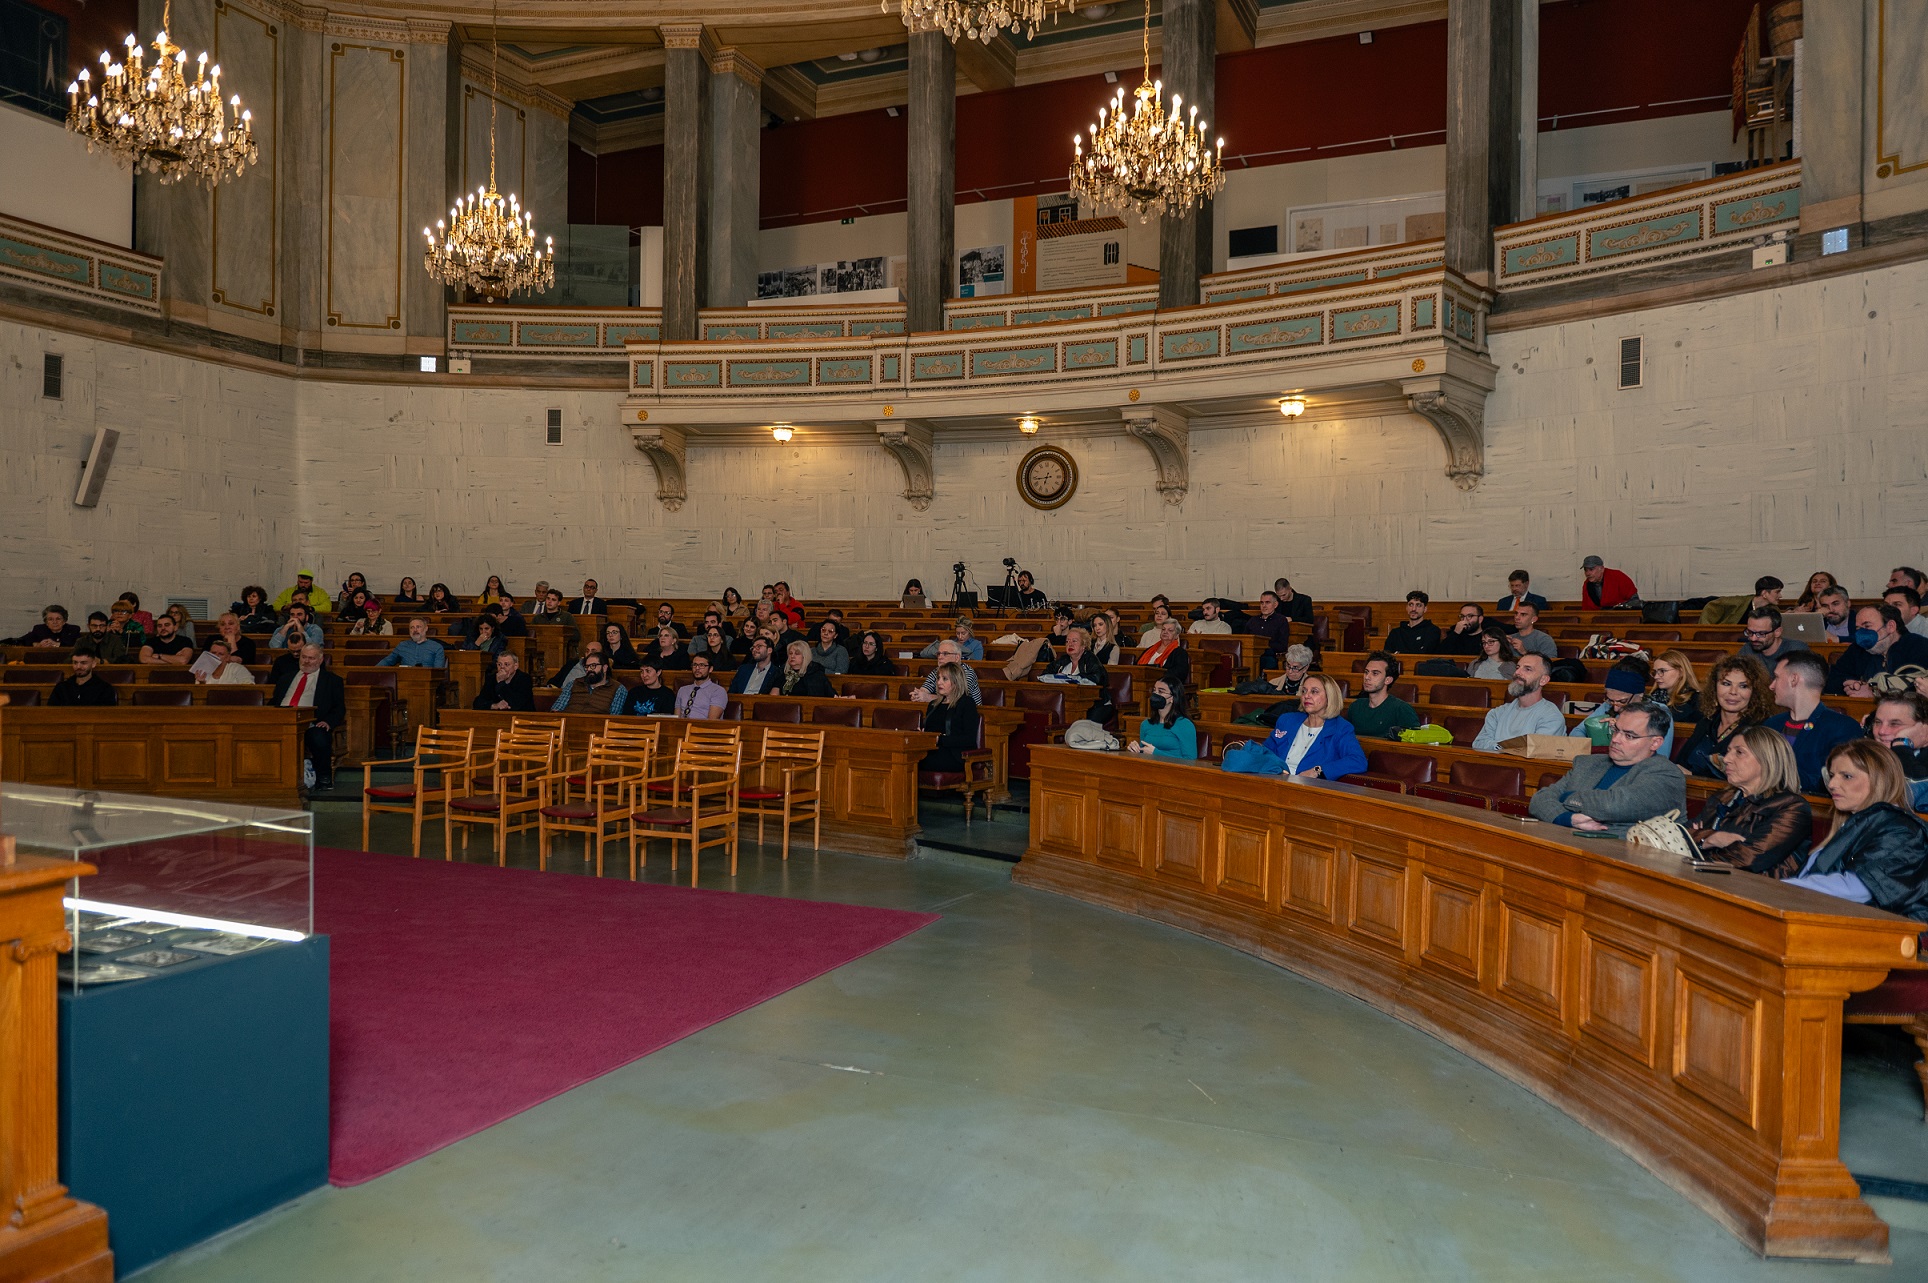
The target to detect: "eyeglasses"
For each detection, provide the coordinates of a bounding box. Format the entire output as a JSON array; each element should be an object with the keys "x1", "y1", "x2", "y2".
[
  {"x1": 1742, "y1": 630, "x2": 1774, "y2": 641},
  {"x1": 1608, "y1": 725, "x2": 1658, "y2": 742}
]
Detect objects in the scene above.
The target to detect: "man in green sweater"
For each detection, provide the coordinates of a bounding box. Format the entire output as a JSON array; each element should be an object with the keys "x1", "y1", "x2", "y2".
[{"x1": 1344, "y1": 652, "x2": 1421, "y2": 740}]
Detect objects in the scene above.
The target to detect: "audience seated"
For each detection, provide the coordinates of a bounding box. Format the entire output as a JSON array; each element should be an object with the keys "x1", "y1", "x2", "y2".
[
  {"x1": 919, "y1": 664, "x2": 982, "y2": 772},
  {"x1": 426, "y1": 583, "x2": 456, "y2": 613},
  {"x1": 647, "y1": 627, "x2": 693, "y2": 671},
  {"x1": 1437, "y1": 604, "x2": 1488, "y2": 657},
  {"x1": 1471, "y1": 654, "x2": 1565, "y2": 751},
  {"x1": 1867, "y1": 692, "x2": 1928, "y2": 811},
  {"x1": 1271, "y1": 579, "x2": 1315, "y2": 625},
  {"x1": 49, "y1": 649, "x2": 117, "y2": 706},
  {"x1": 336, "y1": 588, "x2": 372, "y2": 623},
  {"x1": 98, "y1": 599, "x2": 143, "y2": 663},
  {"x1": 1135, "y1": 603, "x2": 1176, "y2": 648},
  {"x1": 1737, "y1": 606, "x2": 1808, "y2": 666},
  {"x1": 7, "y1": 605, "x2": 79, "y2": 647},
  {"x1": 1385, "y1": 592, "x2": 1442, "y2": 654},
  {"x1": 1527, "y1": 700, "x2": 1682, "y2": 833},
  {"x1": 139, "y1": 614, "x2": 195, "y2": 666},
  {"x1": 1135, "y1": 619, "x2": 1191, "y2": 687},
  {"x1": 1127, "y1": 679, "x2": 1197, "y2": 760},
  {"x1": 1466, "y1": 629, "x2": 1519, "y2": 681},
  {"x1": 1889, "y1": 567, "x2": 1925, "y2": 593},
  {"x1": 1783, "y1": 740, "x2": 1928, "y2": 922},
  {"x1": 912, "y1": 641, "x2": 980, "y2": 703},
  {"x1": 674, "y1": 655, "x2": 729, "y2": 719},
  {"x1": 1686, "y1": 727, "x2": 1813, "y2": 875},
  {"x1": 730, "y1": 638, "x2": 782, "y2": 695},
  {"x1": 1255, "y1": 644, "x2": 1317, "y2": 696},
  {"x1": 196, "y1": 638, "x2": 257, "y2": 685},
  {"x1": 1678, "y1": 654, "x2": 1773, "y2": 779},
  {"x1": 1497, "y1": 569, "x2": 1548, "y2": 614},
  {"x1": 1796, "y1": 570, "x2": 1839, "y2": 611},
  {"x1": 1828, "y1": 602, "x2": 1928, "y2": 696},
  {"x1": 208, "y1": 613, "x2": 258, "y2": 665},
  {"x1": 271, "y1": 605, "x2": 324, "y2": 649},
  {"x1": 463, "y1": 618, "x2": 506, "y2": 655},
  {"x1": 920, "y1": 618, "x2": 984, "y2": 662},
  {"x1": 393, "y1": 576, "x2": 421, "y2": 605},
  {"x1": 478, "y1": 575, "x2": 508, "y2": 606},
  {"x1": 272, "y1": 644, "x2": 346, "y2": 791},
  {"x1": 1883, "y1": 585, "x2": 1928, "y2": 639},
  {"x1": 1700, "y1": 576, "x2": 1785, "y2": 626},
  {"x1": 1087, "y1": 615, "x2": 1123, "y2": 665},
  {"x1": 1246, "y1": 591, "x2": 1294, "y2": 665},
  {"x1": 473, "y1": 652, "x2": 535, "y2": 711},
  {"x1": 1570, "y1": 662, "x2": 1675, "y2": 757},
  {"x1": 1344, "y1": 653, "x2": 1419, "y2": 741},
  {"x1": 810, "y1": 621, "x2": 850, "y2": 675},
  {"x1": 1580, "y1": 555, "x2": 1638, "y2": 609},
  {"x1": 771, "y1": 581, "x2": 806, "y2": 627},
  {"x1": 82, "y1": 611, "x2": 109, "y2": 647},
  {"x1": 379, "y1": 617, "x2": 448, "y2": 668},
  {"x1": 1817, "y1": 586, "x2": 1854, "y2": 642},
  {"x1": 847, "y1": 630, "x2": 897, "y2": 676},
  {"x1": 273, "y1": 571, "x2": 329, "y2": 613},
  {"x1": 1188, "y1": 600, "x2": 1232, "y2": 635},
  {"x1": 1221, "y1": 674, "x2": 1366, "y2": 780},
  {"x1": 778, "y1": 640, "x2": 837, "y2": 697},
  {"x1": 267, "y1": 632, "x2": 307, "y2": 688},
  {"x1": 552, "y1": 653, "x2": 631, "y2": 715},
  {"x1": 1649, "y1": 650, "x2": 1702, "y2": 727},
  {"x1": 1012, "y1": 571, "x2": 1047, "y2": 611},
  {"x1": 1766, "y1": 652, "x2": 1864, "y2": 793},
  {"x1": 350, "y1": 599, "x2": 393, "y2": 636},
  {"x1": 233, "y1": 586, "x2": 276, "y2": 631},
  {"x1": 1508, "y1": 604, "x2": 1558, "y2": 661},
  {"x1": 718, "y1": 587, "x2": 749, "y2": 621}
]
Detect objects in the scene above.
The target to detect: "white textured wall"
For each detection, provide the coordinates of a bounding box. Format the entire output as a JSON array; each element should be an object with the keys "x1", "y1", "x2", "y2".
[
  {"x1": 4, "y1": 256, "x2": 1926, "y2": 635},
  {"x1": 0, "y1": 103, "x2": 134, "y2": 247}
]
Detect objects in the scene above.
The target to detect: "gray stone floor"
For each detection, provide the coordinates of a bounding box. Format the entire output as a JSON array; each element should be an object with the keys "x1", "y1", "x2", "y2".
[{"x1": 133, "y1": 796, "x2": 1928, "y2": 1281}]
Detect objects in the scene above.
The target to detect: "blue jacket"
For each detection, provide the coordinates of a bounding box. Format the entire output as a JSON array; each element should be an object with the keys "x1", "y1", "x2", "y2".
[
  {"x1": 1764, "y1": 706, "x2": 1864, "y2": 793},
  {"x1": 1256, "y1": 713, "x2": 1368, "y2": 779}
]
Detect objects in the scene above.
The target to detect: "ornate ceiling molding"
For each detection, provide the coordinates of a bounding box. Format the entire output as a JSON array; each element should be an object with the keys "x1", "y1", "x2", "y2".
[
  {"x1": 711, "y1": 48, "x2": 765, "y2": 88},
  {"x1": 875, "y1": 419, "x2": 935, "y2": 510},
  {"x1": 458, "y1": 45, "x2": 574, "y2": 119},
  {"x1": 1121, "y1": 405, "x2": 1191, "y2": 505}
]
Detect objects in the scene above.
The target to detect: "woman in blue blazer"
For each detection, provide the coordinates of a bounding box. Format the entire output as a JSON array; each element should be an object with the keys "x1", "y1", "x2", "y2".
[{"x1": 1221, "y1": 674, "x2": 1368, "y2": 780}]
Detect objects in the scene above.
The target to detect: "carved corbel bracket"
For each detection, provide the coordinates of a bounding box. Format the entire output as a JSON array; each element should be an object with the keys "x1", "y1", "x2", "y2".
[
  {"x1": 876, "y1": 419, "x2": 934, "y2": 511},
  {"x1": 1404, "y1": 382, "x2": 1487, "y2": 491},
  {"x1": 628, "y1": 423, "x2": 688, "y2": 511},
  {"x1": 1121, "y1": 405, "x2": 1190, "y2": 504}
]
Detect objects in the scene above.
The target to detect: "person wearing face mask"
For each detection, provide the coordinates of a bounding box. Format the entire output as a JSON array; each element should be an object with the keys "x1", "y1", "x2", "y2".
[
  {"x1": 1220, "y1": 674, "x2": 1366, "y2": 780},
  {"x1": 1127, "y1": 679, "x2": 1198, "y2": 760},
  {"x1": 1867, "y1": 691, "x2": 1928, "y2": 811},
  {"x1": 1783, "y1": 740, "x2": 1928, "y2": 922},
  {"x1": 1686, "y1": 727, "x2": 1813, "y2": 876},
  {"x1": 1471, "y1": 653, "x2": 1566, "y2": 751},
  {"x1": 1828, "y1": 603, "x2": 1928, "y2": 697}
]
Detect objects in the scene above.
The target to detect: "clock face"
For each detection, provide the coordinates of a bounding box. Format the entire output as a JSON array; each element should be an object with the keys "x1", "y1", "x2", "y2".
[{"x1": 1018, "y1": 446, "x2": 1078, "y2": 510}]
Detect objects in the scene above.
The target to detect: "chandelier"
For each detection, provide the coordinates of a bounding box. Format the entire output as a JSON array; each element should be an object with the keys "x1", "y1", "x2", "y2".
[
  {"x1": 422, "y1": 0, "x2": 553, "y2": 302},
  {"x1": 1070, "y1": 1, "x2": 1224, "y2": 221},
  {"x1": 883, "y1": 0, "x2": 1074, "y2": 44},
  {"x1": 64, "y1": 0, "x2": 258, "y2": 188}
]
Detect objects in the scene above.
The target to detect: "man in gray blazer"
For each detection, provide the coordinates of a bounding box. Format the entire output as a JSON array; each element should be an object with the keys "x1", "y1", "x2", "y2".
[{"x1": 1528, "y1": 700, "x2": 1685, "y2": 835}]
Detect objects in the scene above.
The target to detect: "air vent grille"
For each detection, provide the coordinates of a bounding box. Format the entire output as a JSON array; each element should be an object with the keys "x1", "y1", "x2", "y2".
[
  {"x1": 43, "y1": 353, "x2": 62, "y2": 399},
  {"x1": 1617, "y1": 336, "x2": 1643, "y2": 390},
  {"x1": 546, "y1": 408, "x2": 562, "y2": 445}
]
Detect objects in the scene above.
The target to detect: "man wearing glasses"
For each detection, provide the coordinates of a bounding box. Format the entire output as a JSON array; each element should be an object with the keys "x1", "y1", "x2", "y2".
[
  {"x1": 1737, "y1": 605, "x2": 1809, "y2": 666},
  {"x1": 1528, "y1": 700, "x2": 1686, "y2": 834}
]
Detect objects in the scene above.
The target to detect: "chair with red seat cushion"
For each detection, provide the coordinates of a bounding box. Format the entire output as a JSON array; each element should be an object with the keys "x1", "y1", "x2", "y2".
[
  {"x1": 750, "y1": 700, "x2": 803, "y2": 723},
  {"x1": 838, "y1": 679, "x2": 890, "y2": 701},
  {"x1": 976, "y1": 683, "x2": 1008, "y2": 707},
  {"x1": 361, "y1": 726, "x2": 477, "y2": 857},
  {"x1": 871, "y1": 705, "x2": 924, "y2": 732},
  {"x1": 445, "y1": 725, "x2": 560, "y2": 864},
  {"x1": 810, "y1": 703, "x2": 863, "y2": 727},
  {"x1": 1414, "y1": 783, "x2": 1490, "y2": 809},
  {"x1": 1448, "y1": 759, "x2": 1526, "y2": 801},
  {"x1": 918, "y1": 709, "x2": 996, "y2": 824},
  {"x1": 1430, "y1": 684, "x2": 1491, "y2": 709},
  {"x1": 1352, "y1": 775, "x2": 1407, "y2": 795},
  {"x1": 1390, "y1": 681, "x2": 1420, "y2": 705},
  {"x1": 1492, "y1": 796, "x2": 1532, "y2": 818},
  {"x1": 740, "y1": 727, "x2": 825, "y2": 859},
  {"x1": 536, "y1": 740, "x2": 652, "y2": 876},
  {"x1": 1010, "y1": 686, "x2": 1068, "y2": 779},
  {"x1": 632, "y1": 724, "x2": 743, "y2": 885},
  {"x1": 1844, "y1": 971, "x2": 1928, "y2": 1120},
  {"x1": 1443, "y1": 714, "x2": 1487, "y2": 747},
  {"x1": 1366, "y1": 749, "x2": 1437, "y2": 787}
]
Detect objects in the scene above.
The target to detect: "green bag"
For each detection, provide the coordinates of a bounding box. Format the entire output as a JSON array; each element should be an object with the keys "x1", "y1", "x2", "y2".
[{"x1": 1398, "y1": 723, "x2": 1454, "y2": 745}]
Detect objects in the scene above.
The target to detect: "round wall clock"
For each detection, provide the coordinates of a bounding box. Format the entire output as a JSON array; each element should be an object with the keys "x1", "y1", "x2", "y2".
[{"x1": 1017, "y1": 445, "x2": 1079, "y2": 510}]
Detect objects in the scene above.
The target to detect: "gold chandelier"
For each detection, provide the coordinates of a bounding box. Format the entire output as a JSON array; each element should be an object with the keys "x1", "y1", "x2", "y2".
[
  {"x1": 423, "y1": 0, "x2": 553, "y2": 302},
  {"x1": 1070, "y1": 1, "x2": 1224, "y2": 221},
  {"x1": 883, "y1": 0, "x2": 1074, "y2": 44},
  {"x1": 64, "y1": 0, "x2": 258, "y2": 188}
]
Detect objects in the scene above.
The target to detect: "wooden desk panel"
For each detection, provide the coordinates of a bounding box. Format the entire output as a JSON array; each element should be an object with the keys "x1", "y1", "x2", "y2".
[
  {"x1": 2, "y1": 708, "x2": 308, "y2": 805},
  {"x1": 1014, "y1": 747, "x2": 1922, "y2": 1262}
]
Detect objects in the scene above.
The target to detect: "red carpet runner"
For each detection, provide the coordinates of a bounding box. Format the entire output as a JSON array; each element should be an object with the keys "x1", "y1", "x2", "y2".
[{"x1": 314, "y1": 849, "x2": 937, "y2": 1185}]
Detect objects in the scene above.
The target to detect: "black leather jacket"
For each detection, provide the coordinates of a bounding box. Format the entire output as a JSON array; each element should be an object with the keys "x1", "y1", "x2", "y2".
[{"x1": 1806, "y1": 803, "x2": 1928, "y2": 923}]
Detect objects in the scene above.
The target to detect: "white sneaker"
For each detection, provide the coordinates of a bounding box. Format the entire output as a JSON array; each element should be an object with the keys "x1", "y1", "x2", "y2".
[{"x1": 303, "y1": 759, "x2": 316, "y2": 790}]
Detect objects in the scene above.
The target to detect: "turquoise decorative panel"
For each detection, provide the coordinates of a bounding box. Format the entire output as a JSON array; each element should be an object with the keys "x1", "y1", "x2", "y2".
[
  {"x1": 1274, "y1": 271, "x2": 1368, "y2": 296},
  {"x1": 768, "y1": 322, "x2": 846, "y2": 339},
  {"x1": 970, "y1": 345, "x2": 1057, "y2": 377},
  {"x1": 1203, "y1": 285, "x2": 1268, "y2": 304},
  {"x1": 99, "y1": 264, "x2": 156, "y2": 301},
  {"x1": 1712, "y1": 187, "x2": 1801, "y2": 234},
  {"x1": 1330, "y1": 305, "x2": 1401, "y2": 341},
  {"x1": 1501, "y1": 236, "x2": 1579, "y2": 275},
  {"x1": 603, "y1": 324, "x2": 660, "y2": 344},
  {"x1": 519, "y1": 323, "x2": 599, "y2": 347},
  {"x1": 1227, "y1": 315, "x2": 1322, "y2": 353},
  {"x1": 1455, "y1": 307, "x2": 1476, "y2": 341},
  {"x1": 851, "y1": 321, "x2": 906, "y2": 337},
  {"x1": 949, "y1": 314, "x2": 1006, "y2": 330},
  {"x1": 817, "y1": 357, "x2": 872, "y2": 384},
  {"x1": 1012, "y1": 306, "x2": 1091, "y2": 325},
  {"x1": 1127, "y1": 334, "x2": 1148, "y2": 364},
  {"x1": 1371, "y1": 260, "x2": 1443, "y2": 280},
  {"x1": 632, "y1": 361, "x2": 653, "y2": 388},
  {"x1": 1413, "y1": 296, "x2": 1437, "y2": 329},
  {"x1": 451, "y1": 320, "x2": 513, "y2": 345},
  {"x1": 664, "y1": 361, "x2": 722, "y2": 388},
  {"x1": 1098, "y1": 300, "x2": 1156, "y2": 316},
  {"x1": 1160, "y1": 328, "x2": 1220, "y2": 361},
  {"x1": 911, "y1": 353, "x2": 966, "y2": 380},
  {"x1": 727, "y1": 360, "x2": 812, "y2": 387},
  {"x1": 879, "y1": 354, "x2": 901, "y2": 381},
  {"x1": 1062, "y1": 340, "x2": 1118, "y2": 370},
  {"x1": 1588, "y1": 210, "x2": 1701, "y2": 259},
  {"x1": 703, "y1": 323, "x2": 762, "y2": 340},
  {"x1": 0, "y1": 235, "x2": 90, "y2": 284}
]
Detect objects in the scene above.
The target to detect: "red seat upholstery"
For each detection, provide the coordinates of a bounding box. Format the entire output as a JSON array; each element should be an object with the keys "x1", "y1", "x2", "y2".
[
  {"x1": 977, "y1": 684, "x2": 1008, "y2": 706},
  {"x1": 1351, "y1": 775, "x2": 1407, "y2": 794},
  {"x1": 96, "y1": 669, "x2": 135, "y2": 684},
  {"x1": 811, "y1": 703, "x2": 864, "y2": 727},
  {"x1": 838, "y1": 679, "x2": 890, "y2": 700},
  {"x1": 1450, "y1": 759, "x2": 1526, "y2": 798},
  {"x1": 130, "y1": 688, "x2": 193, "y2": 707},
  {"x1": 635, "y1": 808, "x2": 693, "y2": 827},
  {"x1": 533, "y1": 691, "x2": 559, "y2": 711},
  {"x1": 871, "y1": 706, "x2": 923, "y2": 732},
  {"x1": 0, "y1": 688, "x2": 39, "y2": 705},
  {"x1": 751, "y1": 701, "x2": 802, "y2": 723},
  {"x1": 1845, "y1": 970, "x2": 1928, "y2": 1016},
  {"x1": 721, "y1": 701, "x2": 744, "y2": 719},
  {"x1": 1107, "y1": 670, "x2": 1134, "y2": 710},
  {"x1": 1365, "y1": 750, "x2": 1436, "y2": 787},
  {"x1": 1431, "y1": 685, "x2": 1491, "y2": 709},
  {"x1": 1443, "y1": 714, "x2": 1487, "y2": 746},
  {"x1": 538, "y1": 804, "x2": 599, "y2": 821},
  {"x1": 738, "y1": 789, "x2": 786, "y2": 802},
  {"x1": 918, "y1": 770, "x2": 967, "y2": 788},
  {"x1": 1390, "y1": 681, "x2": 1420, "y2": 704},
  {"x1": 1414, "y1": 783, "x2": 1490, "y2": 809},
  {"x1": 1195, "y1": 729, "x2": 1217, "y2": 761},
  {"x1": 1492, "y1": 796, "x2": 1532, "y2": 818},
  {"x1": 144, "y1": 667, "x2": 196, "y2": 684},
  {"x1": 205, "y1": 686, "x2": 266, "y2": 706},
  {"x1": 449, "y1": 796, "x2": 500, "y2": 813},
  {"x1": 365, "y1": 784, "x2": 417, "y2": 800}
]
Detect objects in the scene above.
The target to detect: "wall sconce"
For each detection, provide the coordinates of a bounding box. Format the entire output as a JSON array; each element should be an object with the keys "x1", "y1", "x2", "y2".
[
  {"x1": 1279, "y1": 396, "x2": 1307, "y2": 419},
  {"x1": 771, "y1": 425, "x2": 794, "y2": 442},
  {"x1": 1018, "y1": 415, "x2": 1041, "y2": 435}
]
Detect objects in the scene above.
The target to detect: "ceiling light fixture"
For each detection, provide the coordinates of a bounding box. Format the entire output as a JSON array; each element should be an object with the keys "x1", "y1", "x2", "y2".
[
  {"x1": 1018, "y1": 415, "x2": 1041, "y2": 434},
  {"x1": 771, "y1": 425, "x2": 794, "y2": 442},
  {"x1": 1279, "y1": 396, "x2": 1307, "y2": 418},
  {"x1": 883, "y1": 0, "x2": 1074, "y2": 44}
]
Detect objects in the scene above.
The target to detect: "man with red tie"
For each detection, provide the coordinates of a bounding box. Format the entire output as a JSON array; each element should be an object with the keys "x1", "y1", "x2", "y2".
[{"x1": 271, "y1": 644, "x2": 347, "y2": 792}]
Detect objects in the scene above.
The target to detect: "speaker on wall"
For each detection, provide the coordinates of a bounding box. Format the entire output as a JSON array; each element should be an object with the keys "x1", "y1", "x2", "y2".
[{"x1": 74, "y1": 428, "x2": 120, "y2": 508}]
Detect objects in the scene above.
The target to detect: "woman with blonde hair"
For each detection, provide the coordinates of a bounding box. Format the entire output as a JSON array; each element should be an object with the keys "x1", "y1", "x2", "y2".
[
  {"x1": 1088, "y1": 614, "x2": 1122, "y2": 666},
  {"x1": 1784, "y1": 740, "x2": 1928, "y2": 921},
  {"x1": 779, "y1": 639, "x2": 836, "y2": 697},
  {"x1": 1650, "y1": 649, "x2": 1703, "y2": 726},
  {"x1": 1220, "y1": 672, "x2": 1366, "y2": 780},
  {"x1": 1686, "y1": 727, "x2": 1812, "y2": 876},
  {"x1": 918, "y1": 662, "x2": 981, "y2": 777}
]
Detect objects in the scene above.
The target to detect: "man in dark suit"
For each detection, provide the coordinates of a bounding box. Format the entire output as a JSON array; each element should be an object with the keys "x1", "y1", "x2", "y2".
[
  {"x1": 473, "y1": 651, "x2": 536, "y2": 711},
  {"x1": 1497, "y1": 569, "x2": 1550, "y2": 614},
  {"x1": 571, "y1": 579, "x2": 604, "y2": 615},
  {"x1": 271, "y1": 644, "x2": 347, "y2": 791}
]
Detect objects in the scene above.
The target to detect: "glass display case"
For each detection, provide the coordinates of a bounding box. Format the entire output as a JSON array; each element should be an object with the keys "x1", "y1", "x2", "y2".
[{"x1": 1, "y1": 784, "x2": 313, "y2": 994}]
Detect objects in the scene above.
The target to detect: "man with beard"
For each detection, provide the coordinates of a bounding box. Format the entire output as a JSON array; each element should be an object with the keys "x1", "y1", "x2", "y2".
[{"x1": 1472, "y1": 653, "x2": 1567, "y2": 751}]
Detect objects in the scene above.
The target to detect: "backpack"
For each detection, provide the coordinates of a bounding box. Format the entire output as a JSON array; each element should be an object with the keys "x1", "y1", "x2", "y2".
[{"x1": 1548, "y1": 657, "x2": 1591, "y2": 684}]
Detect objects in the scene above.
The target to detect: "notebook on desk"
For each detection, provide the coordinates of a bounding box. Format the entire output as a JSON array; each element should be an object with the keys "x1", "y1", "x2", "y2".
[{"x1": 1781, "y1": 612, "x2": 1829, "y2": 643}]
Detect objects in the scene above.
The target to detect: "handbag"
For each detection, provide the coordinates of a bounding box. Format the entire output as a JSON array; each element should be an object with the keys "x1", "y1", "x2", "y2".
[
  {"x1": 1640, "y1": 601, "x2": 1680, "y2": 624},
  {"x1": 1625, "y1": 809, "x2": 1696, "y2": 857},
  {"x1": 1064, "y1": 719, "x2": 1119, "y2": 751}
]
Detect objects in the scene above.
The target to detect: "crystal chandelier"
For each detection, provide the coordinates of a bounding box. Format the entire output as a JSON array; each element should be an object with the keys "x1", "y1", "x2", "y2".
[
  {"x1": 422, "y1": 0, "x2": 553, "y2": 302},
  {"x1": 1070, "y1": 1, "x2": 1224, "y2": 221},
  {"x1": 883, "y1": 0, "x2": 1075, "y2": 44},
  {"x1": 65, "y1": 0, "x2": 258, "y2": 188}
]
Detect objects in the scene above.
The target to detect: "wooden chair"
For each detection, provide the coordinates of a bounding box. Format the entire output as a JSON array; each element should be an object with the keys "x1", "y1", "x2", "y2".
[
  {"x1": 537, "y1": 739, "x2": 653, "y2": 876},
  {"x1": 360, "y1": 726, "x2": 478, "y2": 856},
  {"x1": 446, "y1": 725, "x2": 561, "y2": 863},
  {"x1": 739, "y1": 728, "x2": 824, "y2": 860},
  {"x1": 917, "y1": 713, "x2": 997, "y2": 824},
  {"x1": 562, "y1": 719, "x2": 661, "y2": 799},
  {"x1": 632, "y1": 726, "x2": 743, "y2": 886}
]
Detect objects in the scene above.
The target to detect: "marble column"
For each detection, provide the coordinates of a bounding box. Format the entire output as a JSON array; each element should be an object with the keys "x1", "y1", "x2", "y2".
[
  {"x1": 403, "y1": 31, "x2": 450, "y2": 352},
  {"x1": 1443, "y1": 0, "x2": 1522, "y2": 284},
  {"x1": 906, "y1": 29, "x2": 955, "y2": 334},
  {"x1": 708, "y1": 50, "x2": 763, "y2": 310},
  {"x1": 134, "y1": 0, "x2": 214, "y2": 325},
  {"x1": 661, "y1": 25, "x2": 712, "y2": 341},
  {"x1": 1798, "y1": 0, "x2": 1867, "y2": 237},
  {"x1": 1515, "y1": 0, "x2": 1539, "y2": 221},
  {"x1": 1156, "y1": 0, "x2": 1214, "y2": 309}
]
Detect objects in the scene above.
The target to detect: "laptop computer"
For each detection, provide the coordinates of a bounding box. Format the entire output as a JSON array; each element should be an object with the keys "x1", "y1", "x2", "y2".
[{"x1": 1781, "y1": 612, "x2": 1829, "y2": 644}]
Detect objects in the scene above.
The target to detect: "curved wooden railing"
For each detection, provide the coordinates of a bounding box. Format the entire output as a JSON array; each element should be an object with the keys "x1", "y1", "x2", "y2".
[{"x1": 1013, "y1": 746, "x2": 1922, "y2": 1262}]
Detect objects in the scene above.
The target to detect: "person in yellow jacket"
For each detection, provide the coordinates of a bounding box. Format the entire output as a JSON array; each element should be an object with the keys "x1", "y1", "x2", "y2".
[{"x1": 273, "y1": 569, "x2": 332, "y2": 613}]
